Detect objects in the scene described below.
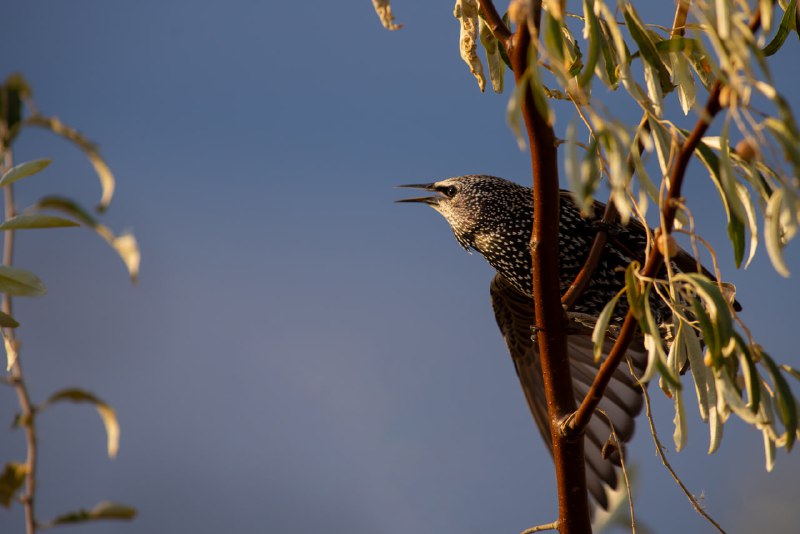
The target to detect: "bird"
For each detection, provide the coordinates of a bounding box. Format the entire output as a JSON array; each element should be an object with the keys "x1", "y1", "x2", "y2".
[{"x1": 397, "y1": 174, "x2": 723, "y2": 510}]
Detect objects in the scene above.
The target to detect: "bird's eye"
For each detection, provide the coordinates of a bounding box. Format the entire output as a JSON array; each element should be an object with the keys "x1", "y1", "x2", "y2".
[{"x1": 444, "y1": 185, "x2": 458, "y2": 198}]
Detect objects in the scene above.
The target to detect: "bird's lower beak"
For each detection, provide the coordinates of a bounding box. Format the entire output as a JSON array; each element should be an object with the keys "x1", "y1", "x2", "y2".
[{"x1": 395, "y1": 183, "x2": 440, "y2": 205}]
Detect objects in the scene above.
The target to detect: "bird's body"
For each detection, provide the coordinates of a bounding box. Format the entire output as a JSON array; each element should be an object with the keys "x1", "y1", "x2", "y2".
[{"x1": 398, "y1": 174, "x2": 685, "y2": 509}]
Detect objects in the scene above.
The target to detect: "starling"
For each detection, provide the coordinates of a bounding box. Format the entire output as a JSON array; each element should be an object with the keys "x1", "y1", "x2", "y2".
[{"x1": 398, "y1": 174, "x2": 716, "y2": 509}]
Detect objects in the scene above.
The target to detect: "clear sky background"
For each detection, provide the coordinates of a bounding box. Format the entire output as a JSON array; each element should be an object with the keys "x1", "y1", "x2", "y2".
[{"x1": 1, "y1": 1, "x2": 799, "y2": 533}]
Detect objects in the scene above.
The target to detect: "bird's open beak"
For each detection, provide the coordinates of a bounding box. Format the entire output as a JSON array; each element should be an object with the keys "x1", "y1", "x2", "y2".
[{"x1": 395, "y1": 183, "x2": 440, "y2": 205}]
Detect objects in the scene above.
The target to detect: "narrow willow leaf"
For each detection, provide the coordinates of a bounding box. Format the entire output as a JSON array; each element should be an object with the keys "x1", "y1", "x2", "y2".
[
  {"x1": 44, "y1": 389, "x2": 121, "y2": 458},
  {"x1": 0, "y1": 213, "x2": 79, "y2": 231},
  {"x1": 591, "y1": 290, "x2": 622, "y2": 362},
  {"x1": 479, "y1": 18, "x2": 505, "y2": 93},
  {"x1": 0, "y1": 310, "x2": 19, "y2": 328},
  {"x1": 0, "y1": 158, "x2": 51, "y2": 187},
  {"x1": 371, "y1": 0, "x2": 403, "y2": 30},
  {"x1": 736, "y1": 182, "x2": 759, "y2": 268},
  {"x1": 708, "y1": 374, "x2": 724, "y2": 453},
  {"x1": 506, "y1": 71, "x2": 529, "y2": 150},
  {"x1": 761, "y1": 352, "x2": 798, "y2": 450},
  {"x1": 763, "y1": 429, "x2": 776, "y2": 471},
  {"x1": 578, "y1": 0, "x2": 602, "y2": 87},
  {"x1": 24, "y1": 115, "x2": 115, "y2": 211},
  {"x1": 763, "y1": 0, "x2": 798, "y2": 56},
  {"x1": 624, "y1": 261, "x2": 643, "y2": 320},
  {"x1": 684, "y1": 318, "x2": 710, "y2": 420},
  {"x1": 454, "y1": 0, "x2": 486, "y2": 92},
  {"x1": 623, "y1": 4, "x2": 672, "y2": 94},
  {"x1": 597, "y1": 18, "x2": 619, "y2": 88},
  {"x1": 736, "y1": 334, "x2": 760, "y2": 414},
  {"x1": 673, "y1": 380, "x2": 688, "y2": 451},
  {"x1": 765, "y1": 189, "x2": 790, "y2": 277},
  {"x1": 0, "y1": 265, "x2": 46, "y2": 297},
  {"x1": 46, "y1": 501, "x2": 137, "y2": 526},
  {"x1": 648, "y1": 116, "x2": 672, "y2": 178},
  {"x1": 692, "y1": 297, "x2": 718, "y2": 363},
  {"x1": 669, "y1": 320, "x2": 688, "y2": 451},
  {"x1": 675, "y1": 273, "x2": 734, "y2": 357},
  {"x1": 0, "y1": 462, "x2": 27, "y2": 508},
  {"x1": 643, "y1": 63, "x2": 664, "y2": 116},
  {"x1": 671, "y1": 52, "x2": 695, "y2": 115},
  {"x1": 34, "y1": 196, "x2": 140, "y2": 282}
]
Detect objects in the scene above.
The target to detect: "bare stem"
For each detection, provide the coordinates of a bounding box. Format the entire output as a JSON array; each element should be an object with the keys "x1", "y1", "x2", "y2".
[
  {"x1": 510, "y1": 3, "x2": 592, "y2": 532},
  {"x1": 477, "y1": 0, "x2": 513, "y2": 52},
  {"x1": 1, "y1": 105, "x2": 37, "y2": 534}
]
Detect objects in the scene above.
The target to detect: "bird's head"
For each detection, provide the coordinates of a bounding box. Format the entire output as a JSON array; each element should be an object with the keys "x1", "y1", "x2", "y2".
[{"x1": 397, "y1": 175, "x2": 530, "y2": 251}]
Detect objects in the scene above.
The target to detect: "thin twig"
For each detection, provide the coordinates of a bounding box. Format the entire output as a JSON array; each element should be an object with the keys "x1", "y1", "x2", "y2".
[
  {"x1": 625, "y1": 358, "x2": 727, "y2": 534},
  {"x1": 568, "y1": 6, "x2": 765, "y2": 437},
  {"x1": 477, "y1": 0, "x2": 513, "y2": 52},
  {"x1": 596, "y1": 408, "x2": 636, "y2": 533},
  {"x1": 1, "y1": 125, "x2": 37, "y2": 533},
  {"x1": 520, "y1": 520, "x2": 559, "y2": 534}
]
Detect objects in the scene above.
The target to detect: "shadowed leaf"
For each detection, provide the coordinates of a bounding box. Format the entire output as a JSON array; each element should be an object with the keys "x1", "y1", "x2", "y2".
[
  {"x1": 0, "y1": 158, "x2": 51, "y2": 187},
  {"x1": 0, "y1": 462, "x2": 27, "y2": 508},
  {"x1": 45, "y1": 501, "x2": 137, "y2": 527},
  {"x1": 0, "y1": 213, "x2": 78, "y2": 231}
]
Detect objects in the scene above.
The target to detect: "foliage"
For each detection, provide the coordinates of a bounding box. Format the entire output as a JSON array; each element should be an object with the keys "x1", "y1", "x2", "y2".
[
  {"x1": 374, "y1": 0, "x2": 800, "y2": 529},
  {"x1": 0, "y1": 74, "x2": 138, "y2": 531}
]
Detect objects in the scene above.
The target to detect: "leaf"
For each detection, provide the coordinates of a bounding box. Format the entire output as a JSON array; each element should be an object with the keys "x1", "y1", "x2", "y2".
[
  {"x1": 371, "y1": 0, "x2": 403, "y2": 30},
  {"x1": 479, "y1": 18, "x2": 505, "y2": 93},
  {"x1": 46, "y1": 501, "x2": 137, "y2": 527},
  {"x1": 684, "y1": 318, "x2": 710, "y2": 421},
  {"x1": 44, "y1": 388, "x2": 121, "y2": 458},
  {"x1": 591, "y1": 290, "x2": 622, "y2": 362},
  {"x1": 735, "y1": 334, "x2": 760, "y2": 414},
  {"x1": 671, "y1": 51, "x2": 695, "y2": 115},
  {"x1": 765, "y1": 189, "x2": 790, "y2": 277},
  {"x1": 0, "y1": 265, "x2": 46, "y2": 297},
  {"x1": 23, "y1": 115, "x2": 115, "y2": 211},
  {"x1": 0, "y1": 213, "x2": 79, "y2": 231},
  {"x1": 454, "y1": 0, "x2": 486, "y2": 92},
  {"x1": 624, "y1": 261, "x2": 643, "y2": 320},
  {"x1": 761, "y1": 352, "x2": 798, "y2": 450},
  {"x1": 0, "y1": 462, "x2": 27, "y2": 508},
  {"x1": 0, "y1": 158, "x2": 51, "y2": 187},
  {"x1": 762, "y1": 0, "x2": 798, "y2": 56},
  {"x1": 34, "y1": 196, "x2": 140, "y2": 282},
  {"x1": 623, "y1": 4, "x2": 672, "y2": 94},
  {"x1": 578, "y1": 0, "x2": 602, "y2": 88}
]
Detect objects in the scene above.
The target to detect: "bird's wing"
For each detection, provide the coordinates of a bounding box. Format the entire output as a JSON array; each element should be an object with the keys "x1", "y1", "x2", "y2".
[{"x1": 489, "y1": 273, "x2": 647, "y2": 510}]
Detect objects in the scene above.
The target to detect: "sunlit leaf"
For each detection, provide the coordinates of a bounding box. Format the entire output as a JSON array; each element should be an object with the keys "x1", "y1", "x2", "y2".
[
  {"x1": 44, "y1": 388, "x2": 121, "y2": 458},
  {"x1": 623, "y1": 3, "x2": 672, "y2": 94},
  {"x1": 591, "y1": 290, "x2": 622, "y2": 363},
  {"x1": 45, "y1": 501, "x2": 137, "y2": 527},
  {"x1": 454, "y1": 0, "x2": 486, "y2": 92},
  {"x1": 735, "y1": 334, "x2": 760, "y2": 414},
  {"x1": 23, "y1": 115, "x2": 115, "y2": 211},
  {"x1": 371, "y1": 0, "x2": 403, "y2": 30},
  {"x1": 761, "y1": 352, "x2": 798, "y2": 450},
  {"x1": 0, "y1": 213, "x2": 79, "y2": 231},
  {"x1": 624, "y1": 261, "x2": 643, "y2": 320},
  {"x1": 0, "y1": 265, "x2": 45, "y2": 297},
  {"x1": 479, "y1": 18, "x2": 505, "y2": 93},
  {"x1": 578, "y1": 0, "x2": 602, "y2": 87},
  {"x1": 762, "y1": 0, "x2": 798, "y2": 56},
  {"x1": 0, "y1": 158, "x2": 51, "y2": 187},
  {"x1": 684, "y1": 318, "x2": 710, "y2": 421},
  {"x1": 34, "y1": 196, "x2": 140, "y2": 282},
  {"x1": 0, "y1": 462, "x2": 27, "y2": 508},
  {"x1": 765, "y1": 189, "x2": 790, "y2": 277}
]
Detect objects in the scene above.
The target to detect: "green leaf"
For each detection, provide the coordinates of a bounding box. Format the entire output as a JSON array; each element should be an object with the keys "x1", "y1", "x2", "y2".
[
  {"x1": 761, "y1": 352, "x2": 798, "y2": 450},
  {"x1": 765, "y1": 189, "x2": 790, "y2": 277},
  {"x1": 735, "y1": 334, "x2": 760, "y2": 414},
  {"x1": 45, "y1": 501, "x2": 137, "y2": 527},
  {"x1": 578, "y1": 0, "x2": 602, "y2": 88},
  {"x1": 479, "y1": 17, "x2": 505, "y2": 93},
  {"x1": 683, "y1": 318, "x2": 710, "y2": 421},
  {"x1": 591, "y1": 290, "x2": 622, "y2": 362},
  {"x1": 762, "y1": 0, "x2": 798, "y2": 56},
  {"x1": 0, "y1": 462, "x2": 27, "y2": 508},
  {"x1": 0, "y1": 158, "x2": 51, "y2": 187},
  {"x1": 44, "y1": 388, "x2": 120, "y2": 458},
  {"x1": 0, "y1": 213, "x2": 79, "y2": 231},
  {"x1": 623, "y1": 4, "x2": 672, "y2": 94},
  {"x1": 624, "y1": 261, "x2": 644, "y2": 320},
  {"x1": 0, "y1": 265, "x2": 45, "y2": 297}
]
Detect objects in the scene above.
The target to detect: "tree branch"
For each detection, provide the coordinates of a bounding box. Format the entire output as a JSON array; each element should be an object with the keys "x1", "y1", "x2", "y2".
[
  {"x1": 0, "y1": 121, "x2": 37, "y2": 533},
  {"x1": 567, "y1": 7, "x2": 764, "y2": 436},
  {"x1": 477, "y1": 0, "x2": 512, "y2": 51},
  {"x1": 509, "y1": 3, "x2": 592, "y2": 532}
]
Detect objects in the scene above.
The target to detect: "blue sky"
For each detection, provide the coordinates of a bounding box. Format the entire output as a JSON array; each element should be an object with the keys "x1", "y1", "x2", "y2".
[{"x1": 1, "y1": 1, "x2": 799, "y2": 533}]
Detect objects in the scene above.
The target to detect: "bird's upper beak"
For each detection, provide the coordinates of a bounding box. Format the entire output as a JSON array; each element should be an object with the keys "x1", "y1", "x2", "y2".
[{"x1": 395, "y1": 183, "x2": 440, "y2": 205}]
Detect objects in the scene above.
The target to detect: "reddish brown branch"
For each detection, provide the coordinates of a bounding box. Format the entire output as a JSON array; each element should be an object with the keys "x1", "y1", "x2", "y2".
[
  {"x1": 477, "y1": 0, "x2": 513, "y2": 52},
  {"x1": 568, "y1": 8, "x2": 764, "y2": 436},
  {"x1": 510, "y1": 8, "x2": 593, "y2": 533}
]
